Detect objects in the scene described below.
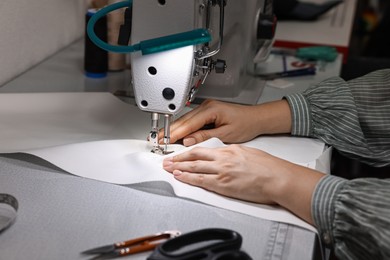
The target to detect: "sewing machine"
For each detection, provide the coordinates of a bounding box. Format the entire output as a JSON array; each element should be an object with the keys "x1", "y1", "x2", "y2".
[{"x1": 87, "y1": 0, "x2": 276, "y2": 154}]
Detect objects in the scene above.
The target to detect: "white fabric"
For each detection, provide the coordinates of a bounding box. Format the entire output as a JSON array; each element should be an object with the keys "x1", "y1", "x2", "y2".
[{"x1": 0, "y1": 92, "x2": 329, "y2": 232}]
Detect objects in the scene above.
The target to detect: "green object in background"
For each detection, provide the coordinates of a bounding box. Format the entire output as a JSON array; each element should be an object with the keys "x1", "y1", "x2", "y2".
[
  {"x1": 87, "y1": 0, "x2": 212, "y2": 55},
  {"x1": 139, "y1": 29, "x2": 211, "y2": 55},
  {"x1": 272, "y1": 46, "x2": 338, "y2": 62},
  {"x1": 295, "y1": 46, "x2": 338, "y2": 62}
]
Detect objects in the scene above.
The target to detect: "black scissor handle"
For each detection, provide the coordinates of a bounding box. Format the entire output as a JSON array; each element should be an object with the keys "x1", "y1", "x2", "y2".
[
  {"x1": 211, "y1": 250, "x2": 252, "y2": 260},
  {"x1": 147, "y1": 228, "x2": 243, "y2": 260}
]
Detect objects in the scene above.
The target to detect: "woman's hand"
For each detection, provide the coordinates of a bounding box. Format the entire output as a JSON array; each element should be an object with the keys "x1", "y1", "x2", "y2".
[
  {"x1": 160, "y1": 99, "x2": 292, "y2": 146},
  {"x1": 163, "y1": 145, "x2": 324, "y2": 224}
]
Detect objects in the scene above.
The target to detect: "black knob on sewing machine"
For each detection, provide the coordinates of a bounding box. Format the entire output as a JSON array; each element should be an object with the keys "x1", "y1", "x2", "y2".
[
  {"x1": 162, "y1": 88, "x2": 175, "y2": 100},
  {"x1": 214, "y1": 59, "x2": 226, "y2": 73}
]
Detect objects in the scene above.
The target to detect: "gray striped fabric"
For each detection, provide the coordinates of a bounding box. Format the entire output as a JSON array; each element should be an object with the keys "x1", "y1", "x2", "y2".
[
  {"x1": 285, "y1": 69, "x2": 390, "y2": 167},
  {"x1": 285, "y1": 69, "x2": 390, "y2": 259},
  {"x1": 312, "y1": 176, "x2": 390, "y2": 260}
]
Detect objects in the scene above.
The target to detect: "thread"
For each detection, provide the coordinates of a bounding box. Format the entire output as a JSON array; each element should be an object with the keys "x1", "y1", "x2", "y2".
[
  {"x1": 89, "y1": 0, "x2": 108, "y2": 9},
  {"x1": 84, "y1": 9, "x2": 108, "y2": 78}
]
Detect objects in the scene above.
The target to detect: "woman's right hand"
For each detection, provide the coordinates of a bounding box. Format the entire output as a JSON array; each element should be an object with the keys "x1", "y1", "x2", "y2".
[{"x1": 160, "y1": 99, "x2": 292, "y2": 146}]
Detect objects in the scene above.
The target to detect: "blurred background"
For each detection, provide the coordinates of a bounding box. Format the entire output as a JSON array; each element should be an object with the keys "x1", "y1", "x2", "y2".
[{"x1": 333, "y1": 0, "x2": 390, "y2": 180}]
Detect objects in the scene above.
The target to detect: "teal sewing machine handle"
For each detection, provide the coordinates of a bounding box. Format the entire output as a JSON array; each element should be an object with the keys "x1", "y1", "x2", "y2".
[
  {"x1": 296, "y1": 46, "x2": 338, "y2": 62},
  {"x1": 86, "y1": 0, "x2": 211, "y2": 55}
]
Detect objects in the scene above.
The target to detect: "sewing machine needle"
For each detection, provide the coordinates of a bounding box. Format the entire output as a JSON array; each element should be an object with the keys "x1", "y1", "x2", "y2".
[{"x1": 163, "y1": 114, "x2": 171, "y2": 153}]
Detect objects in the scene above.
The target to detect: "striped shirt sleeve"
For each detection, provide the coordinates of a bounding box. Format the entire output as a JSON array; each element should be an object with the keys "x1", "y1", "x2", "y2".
[
  {"x1": 284, "y1": 69, "x2": 390, "y2": 167},
  {"x1": 312, "y1": 175, "x2": 390, "y2": 259},
  {"x1": 285, "y1": 69, "x2": 390, "y2": 259}
]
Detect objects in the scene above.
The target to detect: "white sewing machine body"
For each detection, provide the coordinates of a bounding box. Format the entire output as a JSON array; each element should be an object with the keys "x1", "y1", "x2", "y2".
[{"x1": 130, "y1": 0, "x2": 274, "y2": 116}]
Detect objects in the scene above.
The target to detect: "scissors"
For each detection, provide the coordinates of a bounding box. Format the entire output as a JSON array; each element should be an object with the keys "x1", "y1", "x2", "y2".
[
  {"x1": 81, "y1": 230, "x2": 181, "y2": 259},
  {"x1": 147, "y1": 228, "x2": 252, "y2": 260}
]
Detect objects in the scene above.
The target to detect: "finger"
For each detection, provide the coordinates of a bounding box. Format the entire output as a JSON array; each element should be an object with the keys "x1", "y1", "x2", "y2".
[
  {"x1": 165, "y1": 160, "x2": 219, "y2": 175},
  {"x1": 173, "y1": 118, "x2": 217, "y2": 146},
  {"x1": 182, "y1": 124, "x2": 231, "y2": 146},
  {"x1": 171, "y1": 118, "x2": 213, "y2": 145},
  {"x1": 158, "y1": 111, "x2": 204, "y2": 143},
  {"x1": 160, "y1": 111, "x2": 217, "y2": 145},
  {"x1": 177, "y1": 146, "x2": 217, "y2": 162},
  {"x1": 163, "y1": 147, "x2": 216, "y2": 173},
  {"x1": 172, "y1": 170, "x2": 217, "y2": 192}
]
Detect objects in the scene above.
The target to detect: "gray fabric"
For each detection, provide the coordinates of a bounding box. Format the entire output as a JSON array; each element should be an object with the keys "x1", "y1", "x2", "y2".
[{"x1": 0, "y1": 154, "x2": 318, "y2": 260}]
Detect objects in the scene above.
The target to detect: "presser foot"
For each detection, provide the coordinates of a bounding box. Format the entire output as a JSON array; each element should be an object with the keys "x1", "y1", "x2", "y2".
[
  {"x1": 149, "y1": 130, "x2": 173, "y2": 155},
  {"x1": 150, "y1": 145, "x2": 173, "y2": 155},
  {"x1": 151, "y1": 145, "x2": 165, "y2": 155}
]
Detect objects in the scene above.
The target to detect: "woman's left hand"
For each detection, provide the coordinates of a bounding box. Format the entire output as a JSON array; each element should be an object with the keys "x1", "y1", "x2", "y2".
[{"x1": 162, "y1": 144, "x2": 324, "y2": 224}]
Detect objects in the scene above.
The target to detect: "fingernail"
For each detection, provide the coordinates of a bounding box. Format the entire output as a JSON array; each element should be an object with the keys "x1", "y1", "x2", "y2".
[
  {"x1": 173, "y1": 169, "x2": 182, "y2": 176},
  {"x1": 183, "y1": 137, "x2": 196, "y2": 146},
  {"x1": 162, "y1": 158, "x2": 173, "y2": 168}
]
